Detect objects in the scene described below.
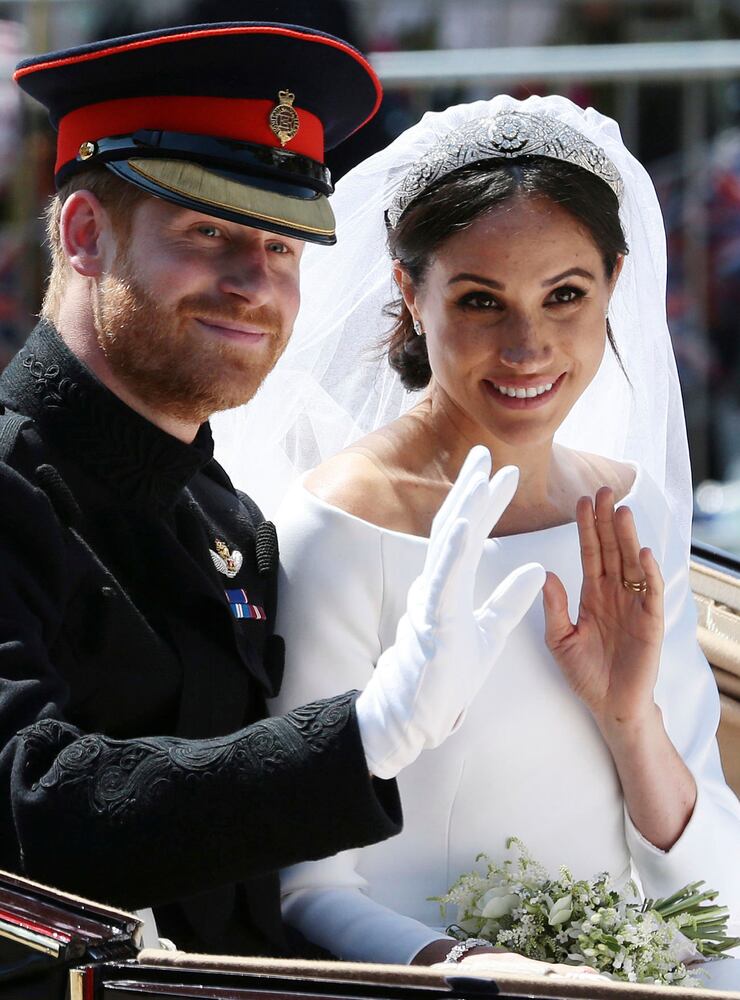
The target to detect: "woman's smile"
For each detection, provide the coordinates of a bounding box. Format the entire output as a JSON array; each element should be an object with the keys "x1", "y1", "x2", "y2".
[{"x1": 484, "y1": 372, "x2": 566, "y2": 409}]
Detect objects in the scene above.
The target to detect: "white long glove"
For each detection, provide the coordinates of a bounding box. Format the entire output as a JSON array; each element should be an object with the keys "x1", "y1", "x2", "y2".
[{"x1": 355, "y1": 446, "x2": 546, "y2": 779}]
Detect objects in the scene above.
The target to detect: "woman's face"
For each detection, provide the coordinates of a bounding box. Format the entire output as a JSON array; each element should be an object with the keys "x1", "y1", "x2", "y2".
[{"x1": 400, "y1": 194, "x2": 622, "y2": 449}]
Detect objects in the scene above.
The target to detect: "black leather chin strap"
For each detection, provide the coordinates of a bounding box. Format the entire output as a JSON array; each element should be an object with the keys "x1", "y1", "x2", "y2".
[{"x1": 62, "y1": 128, "x2": 333, "y2": 197}]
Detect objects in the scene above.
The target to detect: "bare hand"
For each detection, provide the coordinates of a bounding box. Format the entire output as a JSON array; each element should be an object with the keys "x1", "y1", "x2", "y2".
[
  {"x1": 543, "y1": 487, "x2": 664, "y2": 731},
  {"x1": 434, "y1": 951, "x2": 603, "y2": 979}
]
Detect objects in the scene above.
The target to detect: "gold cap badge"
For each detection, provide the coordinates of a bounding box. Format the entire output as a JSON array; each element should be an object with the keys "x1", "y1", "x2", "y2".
[
  {"x1": 269, "y1": 90, "x2": 299, "y2": 147},
  {"x1": 79, "y1": 140, "x2": 97, "y2": 160}
]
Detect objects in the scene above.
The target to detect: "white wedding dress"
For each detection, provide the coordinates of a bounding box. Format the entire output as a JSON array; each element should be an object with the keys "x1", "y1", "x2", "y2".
[{"x1": 270, "y1": 460, "x2": 740, "y2": 983}]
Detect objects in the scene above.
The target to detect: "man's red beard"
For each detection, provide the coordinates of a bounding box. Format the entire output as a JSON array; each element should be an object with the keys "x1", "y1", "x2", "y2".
[{"x1": 93, "y1": 260, "x2": 289, "y2": 425}]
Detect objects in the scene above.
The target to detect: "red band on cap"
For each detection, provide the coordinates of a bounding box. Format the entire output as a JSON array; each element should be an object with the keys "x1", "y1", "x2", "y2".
[{"x1": 56, "y1": 95, "x2": 325, "y2": 174}]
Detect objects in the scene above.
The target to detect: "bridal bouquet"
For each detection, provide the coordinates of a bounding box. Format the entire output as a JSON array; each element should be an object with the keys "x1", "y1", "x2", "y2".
[{"x1": 433, "y1": 838, "x2": 739, "y2": 985}]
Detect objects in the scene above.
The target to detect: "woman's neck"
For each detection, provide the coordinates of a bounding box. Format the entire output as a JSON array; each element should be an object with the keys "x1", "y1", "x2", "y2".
[
  {"x1": 416, "y1": 390, "x2": 559, "y2": 514},
  {"x1": 323, "y1": 388, "x2": 627, "y2": 538}
]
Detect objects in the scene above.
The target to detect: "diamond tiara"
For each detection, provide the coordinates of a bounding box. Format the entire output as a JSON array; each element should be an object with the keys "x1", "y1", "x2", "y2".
[{"x1": 387, "y1": 110, "x2": 624, "y2": 229}]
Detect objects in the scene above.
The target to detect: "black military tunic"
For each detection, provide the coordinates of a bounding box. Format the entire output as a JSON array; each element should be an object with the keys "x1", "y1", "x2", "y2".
[{"x1": 0, "y1": 321, "x2": 401, "y2": 954}]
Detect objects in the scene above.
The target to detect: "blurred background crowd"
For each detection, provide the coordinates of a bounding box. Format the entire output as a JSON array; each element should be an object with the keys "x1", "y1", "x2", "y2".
[{"x1": 2, "y1": 0, "x2": 740, "y2": 553}]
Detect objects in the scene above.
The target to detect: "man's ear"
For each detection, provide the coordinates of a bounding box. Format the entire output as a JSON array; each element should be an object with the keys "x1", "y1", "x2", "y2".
[{"x1": 60, "y1": 190, "x2": 117, "y2": 278}]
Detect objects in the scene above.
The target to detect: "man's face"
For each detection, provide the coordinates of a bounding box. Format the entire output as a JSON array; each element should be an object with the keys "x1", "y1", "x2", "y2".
[{"x1": 93, "y1": 196, "x2": 303, "y2": 425}]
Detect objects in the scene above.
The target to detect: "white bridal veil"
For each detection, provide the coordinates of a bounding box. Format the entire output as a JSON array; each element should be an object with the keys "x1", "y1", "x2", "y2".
[{"x1": 212, "y1": 93, "x2": 692, "y2": 550}]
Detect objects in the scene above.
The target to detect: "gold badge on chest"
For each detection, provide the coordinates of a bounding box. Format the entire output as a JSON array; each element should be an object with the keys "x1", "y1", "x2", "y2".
[{"x1": 210, "y1": 538, "x2": 243, "y2": 578}]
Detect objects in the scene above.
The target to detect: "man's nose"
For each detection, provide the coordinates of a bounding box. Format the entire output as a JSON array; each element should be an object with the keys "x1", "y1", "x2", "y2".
[
  {"x1": 499, "y1": 315, "x2": 552, "y2": 367},
  {"x1": 217, "y1": 247, "x2": 272, "y2": 305}
]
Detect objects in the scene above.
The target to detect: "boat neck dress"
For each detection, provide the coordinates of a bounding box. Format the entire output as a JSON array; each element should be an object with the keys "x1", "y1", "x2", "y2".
[{"x1": 270, "y1": 461, "x2": 740, "y2": 979}]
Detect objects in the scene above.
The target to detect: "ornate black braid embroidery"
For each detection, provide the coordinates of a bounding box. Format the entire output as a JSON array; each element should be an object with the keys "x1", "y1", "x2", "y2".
[
  {"x1": 283, "y1": 691, "x2": 355, "y2": 753},
  {"x1": 19, "y1": 695, "x2": 355, "y2": 822},
  {"x1": 31, "y1": 731, "x2": 280, "y2": 823},
  {"x1": 18, "y1": 718, "x2": 74, "y2": 762},
  {"x1": 22, "y1": 355, "x2": 60, "y2": 390},
  {"x1": 22, "y1": 353, "x2": 87, "y2": 411}
]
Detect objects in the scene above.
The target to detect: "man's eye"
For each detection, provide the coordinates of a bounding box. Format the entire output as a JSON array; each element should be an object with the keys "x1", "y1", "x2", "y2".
[
  {"x1": 197, "y1": 224, "x2": 223, "y2": 238},
  {"x1": 267, "y1": 241, "x2": 289, "y2": 254}
]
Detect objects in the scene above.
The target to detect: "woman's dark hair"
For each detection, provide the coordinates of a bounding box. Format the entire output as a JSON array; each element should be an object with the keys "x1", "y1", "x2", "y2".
[{"x1": 385, "y1": 156, "x2": 629, "y2": 390}]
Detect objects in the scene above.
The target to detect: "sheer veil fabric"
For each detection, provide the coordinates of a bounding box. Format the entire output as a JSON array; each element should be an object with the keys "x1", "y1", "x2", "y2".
[{"x1": 212, "y1": 94, "x2": 692, "y2": 549}]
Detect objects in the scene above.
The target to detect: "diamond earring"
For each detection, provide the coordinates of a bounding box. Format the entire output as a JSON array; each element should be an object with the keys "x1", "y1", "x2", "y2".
[{"x1": 413, "y1": 319, "x2": 424, "y2": 337}]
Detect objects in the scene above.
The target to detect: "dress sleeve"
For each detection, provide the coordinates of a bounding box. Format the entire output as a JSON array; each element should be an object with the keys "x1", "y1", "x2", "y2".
[
  {"x1": 626, "y1": 474, "x2": 740, "y2": 934},
  {"x1": 273, "y1": 485, "x2": 449, "y2": 963},
  {"x1": 0, "y1": 462, "x2": 401, "y2": 910}
]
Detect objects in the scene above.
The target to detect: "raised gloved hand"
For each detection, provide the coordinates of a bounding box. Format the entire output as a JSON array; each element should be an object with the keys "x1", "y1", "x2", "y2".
[{"x1": 355, "y1": 446, "x2": 546, "y2": 779}]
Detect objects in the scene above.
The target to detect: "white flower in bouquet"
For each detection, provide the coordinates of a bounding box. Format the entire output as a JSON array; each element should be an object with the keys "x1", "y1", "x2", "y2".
[
  {"x1": 479, "y1": 886, "x2": 521, "y2": 920},
  {"x1": 548, "y1": 893, "x2": 573, "y2": 926},
  {"x1": 432, "y1": 838, "x2": 738, "y2": 985}
]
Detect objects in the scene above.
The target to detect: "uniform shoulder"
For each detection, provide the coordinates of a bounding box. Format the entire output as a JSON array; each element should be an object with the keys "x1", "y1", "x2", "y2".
[
  {"x1": 0, "y1": 408, "x2": 38, "y2": 467},
  {"x1": 0, "y1": 414, "x2": 84, "y2": 560}
]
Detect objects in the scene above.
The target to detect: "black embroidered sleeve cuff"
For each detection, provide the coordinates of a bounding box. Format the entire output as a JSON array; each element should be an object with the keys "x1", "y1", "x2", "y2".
[{"x1": 11, "y1": 691, "x2": 401, "y2": 909}]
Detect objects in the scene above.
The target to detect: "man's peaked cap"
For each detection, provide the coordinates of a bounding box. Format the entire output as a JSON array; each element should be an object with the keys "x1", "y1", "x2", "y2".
[{"x1": 14, "y1": 22, "x2": 383, "y2": 244}]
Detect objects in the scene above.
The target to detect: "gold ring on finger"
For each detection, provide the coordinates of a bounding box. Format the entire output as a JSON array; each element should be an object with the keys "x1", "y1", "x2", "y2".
[{"x1": 622, "y1": 577, "x2": 647, "y2": 593}]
